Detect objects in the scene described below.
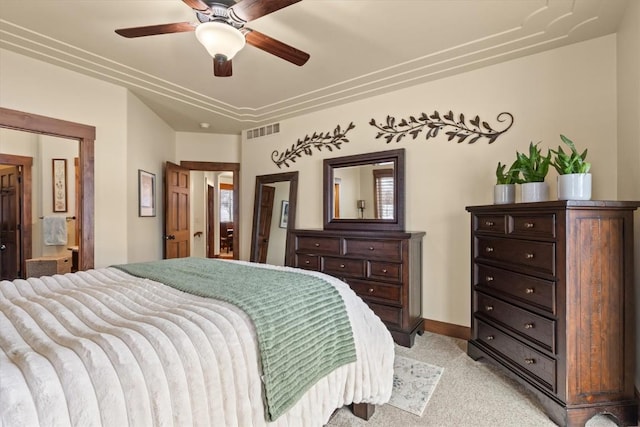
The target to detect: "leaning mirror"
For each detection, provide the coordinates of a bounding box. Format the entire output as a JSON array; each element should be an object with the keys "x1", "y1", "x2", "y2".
[
  {"x1": 250, "y1": 171, "x2": 298, "y2": 266},
  {"x1": 323, "y1": 148, "x2": 405, "y2": 231}
]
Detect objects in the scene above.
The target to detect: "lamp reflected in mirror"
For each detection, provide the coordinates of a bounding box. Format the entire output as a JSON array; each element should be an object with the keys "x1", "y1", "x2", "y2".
[{"x1": 357, "y1": 199, "x2": 365, "y2": 219}]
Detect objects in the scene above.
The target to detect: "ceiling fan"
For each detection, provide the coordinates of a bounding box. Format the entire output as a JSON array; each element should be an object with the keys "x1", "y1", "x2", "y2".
[{"x1": 115, "y1": 0, "x2": 309, "y2": 77}]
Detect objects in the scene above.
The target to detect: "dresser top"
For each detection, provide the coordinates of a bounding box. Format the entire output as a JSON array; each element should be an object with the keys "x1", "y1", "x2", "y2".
[
  {"x1": 293, "y1": 229, "x2": 425, "y2": 238},
  {"x1": 466, "y1": 200, "x2": 640, "y2": 213}
]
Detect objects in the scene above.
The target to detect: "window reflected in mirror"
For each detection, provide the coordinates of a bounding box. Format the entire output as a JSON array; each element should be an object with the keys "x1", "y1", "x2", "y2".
[{"x1": 332, "y1": 162, "x2": 395, "y2": 220}]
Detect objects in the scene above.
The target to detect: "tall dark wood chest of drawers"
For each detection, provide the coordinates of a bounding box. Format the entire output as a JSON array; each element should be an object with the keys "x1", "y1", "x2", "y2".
[
  {"x1": 466, "y1": 201, "x2": 639, "y2": 426},
  {"x1": 288, "y1": 229, "x2": 425, "y2": 347}
]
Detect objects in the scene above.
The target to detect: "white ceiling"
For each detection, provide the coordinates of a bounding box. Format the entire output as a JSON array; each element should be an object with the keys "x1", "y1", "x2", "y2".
[{"x1": 0, "y1": 0, "x2": 630, "y2": 134}]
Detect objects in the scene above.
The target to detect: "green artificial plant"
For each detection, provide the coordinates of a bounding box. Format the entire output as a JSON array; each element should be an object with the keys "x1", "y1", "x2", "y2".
[
  {"x1": 550, "y1": 134, "x2": 591, "y2": 174},
  {"x1": 514, "y1": 142, "x2": 551, "y2": 183},
  {"x1": 495, "y1": 160, "x2": 521, "y2": 185}
]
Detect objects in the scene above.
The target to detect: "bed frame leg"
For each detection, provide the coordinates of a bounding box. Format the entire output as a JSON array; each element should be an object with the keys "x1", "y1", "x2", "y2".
[{"x1": 352, "y1": 403, "x2": 375, "y2": 420}]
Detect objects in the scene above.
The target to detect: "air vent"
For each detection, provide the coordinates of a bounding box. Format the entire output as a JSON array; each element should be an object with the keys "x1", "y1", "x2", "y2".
[{"x1": 246, "y1": 123, "x2": 280, "y2": 139}]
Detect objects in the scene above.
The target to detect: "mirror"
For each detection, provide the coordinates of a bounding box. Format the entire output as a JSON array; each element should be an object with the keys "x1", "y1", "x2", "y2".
[
  {"x1": 250, "y1": 171, "x2": 298, "y2": 266},
  {"x1": 324, "y1": 148, "x2": 405, "y2": 231}
]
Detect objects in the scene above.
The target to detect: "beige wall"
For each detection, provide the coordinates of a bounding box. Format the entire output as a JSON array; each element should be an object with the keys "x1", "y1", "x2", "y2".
[
  {"x1": 175, "y1": 132, "x2": 240, "y2": 163},
  {"x1": 240, "y1": 35, "x2": 619, "y2": 328},
  {"x1": 616, "y1": 0, "x2": 640, "y2": 388},
  {"x1": 126, "y1": 92, "x2": 176, "y2": 263}
]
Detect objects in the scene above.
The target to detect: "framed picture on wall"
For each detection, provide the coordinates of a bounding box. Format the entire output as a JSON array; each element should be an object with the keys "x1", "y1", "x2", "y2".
[
  {"x1": 279, "y1": 200, "x2": 289, "y2": 228},
  {"x1": 138, "y1": 169, "x2": 156, "y2": 217},
  {"x1": 52, "y1": 158, "x2": 68, "y2": 213}
]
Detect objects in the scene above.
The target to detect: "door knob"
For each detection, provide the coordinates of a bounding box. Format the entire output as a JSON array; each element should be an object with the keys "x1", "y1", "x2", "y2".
[
  {"x1": 0, "y1": 244, "x2": 6, "y2": 251},
  {"x1": 164, "y1": 235, "x2": 176, "y2": 240}
]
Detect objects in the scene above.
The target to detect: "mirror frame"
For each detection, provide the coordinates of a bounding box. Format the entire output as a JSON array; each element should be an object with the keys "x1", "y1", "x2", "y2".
[
  {"x1": 250, "y1": 171, "x2": 298, "y2": 265},
  {"x1": 323, "y1": 148, "x2": 405, "y2": 231}
]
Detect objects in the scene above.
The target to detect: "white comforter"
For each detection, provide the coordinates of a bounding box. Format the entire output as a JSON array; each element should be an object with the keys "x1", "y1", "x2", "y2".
[{"x1": 0, "y1": 263, "x2": 394, "y2": 427}]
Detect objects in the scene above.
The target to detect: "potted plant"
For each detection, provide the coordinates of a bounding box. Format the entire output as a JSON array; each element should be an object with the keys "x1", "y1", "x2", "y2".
[
  {"x1": 494, "y1": 160, "x2": 520, "y2": 204},
  {"x1": 551, "y1": 134, "x2": 592, "y2": 200},
  {"x1": 514, "y1": 142, "x2": 551, "y2": 202}
]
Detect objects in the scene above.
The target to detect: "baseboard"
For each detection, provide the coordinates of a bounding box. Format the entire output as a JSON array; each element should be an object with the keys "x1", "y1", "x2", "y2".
[{"x1": 423, "y1": 318, "x2": 470, "y2": 340}]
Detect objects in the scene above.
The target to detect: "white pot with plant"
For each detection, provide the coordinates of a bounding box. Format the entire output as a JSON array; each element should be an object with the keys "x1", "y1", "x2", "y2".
[
  {"x1": 551, "y1": 134, "x2": 592, "y2": 200},
  {"x1": 515, "y1": 142, "x2": 551, "y2": 203},
  {"x1": 494, "y1": 160, "x2": 519, "y2": 204}
]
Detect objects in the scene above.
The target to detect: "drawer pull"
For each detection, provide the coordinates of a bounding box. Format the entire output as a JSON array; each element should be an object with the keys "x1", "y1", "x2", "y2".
[
  {"x1": 524, "y1": 323, "x2": 534, "y2": 329},
  {"x1": 368, "y1": 288, "x2": 374, "y2": 294},
  {"x1": 525, "y1": 222, "x2": 535, "y2": 228},
  {"x1": 524, "y1": 358, "x2": 536, "y2": 365},
  {"x1": 368, "y1": 247, "x2": 375, "y2": 251},
  {"x1": 305, "y1": 260, "x2": 310, "y2": 264},
  {"x1": 485, "y1": 247, "x2": 494, "y2": 253},
  {"x1": 525, "y1": 253, "x2": 535, "y2": 259},
  {"x1": 485, "y1": 276, "x2": 494, "y2": 282},
  {"x1": 485, "y1": 221, "x2": 494, "y2": 226},
  {"x1": 340, "y1": 264, "x2": 345, "y2": 268},
  {"x1": 525, "y1": 287, "x2": 535, "y2": 294},
  {"x1": 382, "y1": 269, "x2": 388, "y2": 273},
  {"x1": 486, "y1": 335, "x2": 495, "y2": 340},
  {"x1": 314, "y1": 243, "x2": 320, "y2": 247},
  {"x1": 485, "y1": 305, "x2": 494, "y2": 312}
]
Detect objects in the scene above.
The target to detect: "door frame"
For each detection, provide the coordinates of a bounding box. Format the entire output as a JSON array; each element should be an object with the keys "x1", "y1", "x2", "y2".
[
  {"x1": 0, "y1": 107, "x2": 95, "y2": 270},
  {"x1": 180, "y1": 161, "x2": 239, "y2": 260},
  {"x1": 207, "y1": 184, "x2": 216, "y2": 258}
]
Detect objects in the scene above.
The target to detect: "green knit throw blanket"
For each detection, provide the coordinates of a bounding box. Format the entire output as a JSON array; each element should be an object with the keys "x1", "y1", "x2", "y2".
[{"x1": 113, "y1": 257, "x2": 356, "y2": 421}]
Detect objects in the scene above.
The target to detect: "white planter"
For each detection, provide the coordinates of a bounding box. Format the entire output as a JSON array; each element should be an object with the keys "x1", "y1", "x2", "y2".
[
  {"x1": 521, "y1": 182, "x2": 549, "y2": 203},
  {"x1": 494, "y1": 184, "x2": 515, "y2": 204},
  {"x1": 557, "y1": 173, "x2": 592, "y2": 200}
]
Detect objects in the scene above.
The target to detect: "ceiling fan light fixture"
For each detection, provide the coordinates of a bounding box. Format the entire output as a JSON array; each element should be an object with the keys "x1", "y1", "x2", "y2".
[{"x1": 195, "y1": 21, "x2": 246, "y2": 60}]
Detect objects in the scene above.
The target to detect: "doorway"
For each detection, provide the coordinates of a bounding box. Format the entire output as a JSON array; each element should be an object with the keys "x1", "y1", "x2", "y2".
[
  {"x1": 0, "y1": 107, "x2": 95, "y2": 271},
  {"x1": 170, "y1": 161, "x2": 240, "y2": 260}
]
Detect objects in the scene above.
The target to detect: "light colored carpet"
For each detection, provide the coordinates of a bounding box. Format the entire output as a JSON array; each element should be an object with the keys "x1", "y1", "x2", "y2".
[
  {"x1": 389, "y1": 356, "x2": 443, "y2": 416},
  {"x1": 327, "y1": 332, "x2": 627, "y2": 427}
]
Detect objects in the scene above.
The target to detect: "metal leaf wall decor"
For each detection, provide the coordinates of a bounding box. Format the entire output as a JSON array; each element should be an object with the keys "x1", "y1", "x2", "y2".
[
  {"x1": 369, "y1": 111, "x2": 514, "y2": 144},
  {"x1": 271, "y1": 122, "x2": 356, "y2": 168}
]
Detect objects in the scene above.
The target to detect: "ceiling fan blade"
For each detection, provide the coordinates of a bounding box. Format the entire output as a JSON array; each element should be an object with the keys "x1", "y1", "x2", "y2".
[
  {"x1": 245, "y1": 29, "x2": 309, "y2": 66},
  {"x1": 214, "y1": 58, "x2": 233, "y2": 77},
  {"x1": 230, "y1": 0, "x2": 301, "y2": 23},
  {"x1": 182, "y1": 0, "x2": 212, "y2": 14},
  {"x1": 115, "y1": 22, "x2": 195, "y2": 38}
]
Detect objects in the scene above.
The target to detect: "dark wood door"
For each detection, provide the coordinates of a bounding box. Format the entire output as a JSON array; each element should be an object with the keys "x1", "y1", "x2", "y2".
[
  {"x1": 207, "y1": 184, "x2": 215, "y2": 258},
  {"x1": 0, "y1": 166, "x2": 20, "y2": 279},
  {"x1": 257, "y1": 185, "x2": 275, "y2": 263},
  {"x1": 164, "y1": 162, "x2": 190, "y2": 259}
]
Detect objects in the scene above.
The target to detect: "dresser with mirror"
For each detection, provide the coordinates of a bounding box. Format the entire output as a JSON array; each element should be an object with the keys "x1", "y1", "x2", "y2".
[{"x1": 288, "y1": 149, "x2": 425, "y2": 347}]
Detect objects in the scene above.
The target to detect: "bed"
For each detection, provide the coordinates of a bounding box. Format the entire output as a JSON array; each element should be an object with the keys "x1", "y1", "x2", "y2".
[{"x1": 0, "y1": 257, "x2": 394, "y2": 426}]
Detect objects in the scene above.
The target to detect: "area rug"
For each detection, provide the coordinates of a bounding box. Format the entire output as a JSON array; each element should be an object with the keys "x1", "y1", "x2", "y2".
[{"x1": 388, "y1": 355, "x2": 444, "y2": 416}]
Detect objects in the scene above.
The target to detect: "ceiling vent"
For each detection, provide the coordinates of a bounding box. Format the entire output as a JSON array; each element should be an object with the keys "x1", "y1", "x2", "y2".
[{"x1": 246, "y1": 123, "x2": 280, "y2": 140}]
